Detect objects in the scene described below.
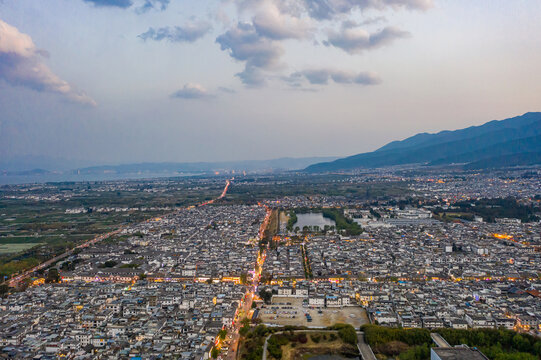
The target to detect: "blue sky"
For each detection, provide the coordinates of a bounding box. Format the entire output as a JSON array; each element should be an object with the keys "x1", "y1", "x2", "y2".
[{"x1": 1, "y1": 0, "x2": 540, "y2": 165}]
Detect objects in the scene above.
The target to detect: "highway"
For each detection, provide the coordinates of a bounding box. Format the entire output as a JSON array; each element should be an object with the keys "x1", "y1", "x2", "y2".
[{"x1": 6, "y1": 178, "x2": 233, "y2": 288}]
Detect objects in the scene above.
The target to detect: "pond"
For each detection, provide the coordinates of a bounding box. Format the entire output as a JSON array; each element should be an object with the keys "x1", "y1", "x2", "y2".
[{"x1": 293, "y1": 212, "x2": 336, "y2": 230}]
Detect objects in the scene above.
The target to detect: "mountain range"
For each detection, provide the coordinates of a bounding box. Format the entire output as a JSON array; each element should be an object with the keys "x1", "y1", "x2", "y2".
[{"x1": 305, "y1": 112, "x2": 541, "y2": 172}]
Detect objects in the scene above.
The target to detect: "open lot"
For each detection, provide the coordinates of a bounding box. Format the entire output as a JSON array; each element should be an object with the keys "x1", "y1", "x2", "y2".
[{"x1": 258, "y1": 297, "x2": 369, "y2": 328}]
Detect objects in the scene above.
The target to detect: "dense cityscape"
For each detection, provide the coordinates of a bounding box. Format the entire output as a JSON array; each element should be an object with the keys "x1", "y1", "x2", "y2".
[
  {"x1": 2, "y1": 0, "x2": 541, "y2": 359},
  {"x1": 0, "y1": 168, "x2": 540, "y2": 360}
]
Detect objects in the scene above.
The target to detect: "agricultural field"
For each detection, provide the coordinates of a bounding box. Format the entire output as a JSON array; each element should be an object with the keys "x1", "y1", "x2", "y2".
[
  {"x1": 0, "y1": 177, "x2": 227, "y2": 279},
  {"x1": 0, "y1": 243, "x2": 44, "y2": 254},
  {"x1": 219, "y1": 173, "x2": 411, "y2": 204}
]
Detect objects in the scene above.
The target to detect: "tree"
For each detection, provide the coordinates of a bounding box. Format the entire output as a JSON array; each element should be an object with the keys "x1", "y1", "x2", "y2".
[
  {"x1": 259, "y1": 288, "x2": 273, "y2": 304},
  {"x1": 101, "y1": 260, "x2": 117, "y2": 268},
  {"x1": 219, "y1": 329, "x2": 227, "y2": 340},
  {"x1": 336, "y1": 324, "x2": 357, "y2": 345},
  {"x1": 211, "y1": 347, "x2": 219, "y2": 359},
  {"x1": 0, "y1": 284, "x2": 11, "y2": 297},
  {"x1": 240, "y1": 272, "x2": 248, "y2": 285},
  {"x1": 239, "y1": 324, "x2": 250, "y2": 337},
  {"x1": 46, "y1": 268, "x2": 60, "y2": 283}
]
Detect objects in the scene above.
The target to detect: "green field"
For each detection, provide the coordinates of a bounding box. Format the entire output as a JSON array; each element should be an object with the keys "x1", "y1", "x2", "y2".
[{"x1": 0, "y1": 243, "x2": 44, "y2": 254}]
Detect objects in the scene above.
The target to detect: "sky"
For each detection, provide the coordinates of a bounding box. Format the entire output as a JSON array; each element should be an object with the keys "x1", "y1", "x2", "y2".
[{"x1": 0, "y1": 0, "x2": 540, "y2": 166}]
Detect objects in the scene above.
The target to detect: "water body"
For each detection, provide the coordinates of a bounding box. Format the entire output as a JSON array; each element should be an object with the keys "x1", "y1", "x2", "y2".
[
  {"x1": 0, "y1": 172, "x2": 201, "y2": 185},
  {"x1": 293, "y1": 212, "x2": 336, "y2": 230}
]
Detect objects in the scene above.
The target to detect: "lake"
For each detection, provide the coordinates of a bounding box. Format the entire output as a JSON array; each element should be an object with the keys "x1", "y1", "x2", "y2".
[{"x1": 293, "y1": 212, "x2": 336, "y2": 230}]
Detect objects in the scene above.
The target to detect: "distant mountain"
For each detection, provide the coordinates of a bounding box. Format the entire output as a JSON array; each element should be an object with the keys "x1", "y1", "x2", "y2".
[
  {"x1": 0, "y1": 156, "x2": 338, "y2": 185},
  {"x1": 74, "y1": 157, "x2": 338, "y2": 175},
  {"x1": 305, "y1": 112, "x2": 541, "y2": 172},
  {"x1": 0, "y1": 155, "x2": 94, "y2": 172}
]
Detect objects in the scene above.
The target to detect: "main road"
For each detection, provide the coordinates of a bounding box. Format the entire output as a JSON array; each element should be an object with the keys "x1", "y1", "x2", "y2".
[
  {"x1": 224, "y1": 206, "x2": 271, "y2": 360},
  {"x1": 7, "y1": 178, "x2": 233, "y2": 288}
]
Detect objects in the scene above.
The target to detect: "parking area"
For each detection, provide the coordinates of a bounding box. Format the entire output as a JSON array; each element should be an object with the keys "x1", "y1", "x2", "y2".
[{"x1": 258, "y1": 297, "x2": 369, "y2": 328}]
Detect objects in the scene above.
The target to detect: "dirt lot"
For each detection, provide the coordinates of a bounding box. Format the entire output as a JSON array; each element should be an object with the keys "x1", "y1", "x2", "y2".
[{"x1": 258, "y1": 297, "x2": 369, "y2": 328}]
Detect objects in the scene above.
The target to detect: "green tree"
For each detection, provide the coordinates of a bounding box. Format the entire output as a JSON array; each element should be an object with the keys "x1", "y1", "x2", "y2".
[
  {"x1": 46, "y1": 268, "x2": 60, "y2": 283},
  {"x1": 240, "y1": 272, "x2": 248, "y2": 285},
  {"x1": 0, "y1": 284, "x2": 11, "y2": 297}
]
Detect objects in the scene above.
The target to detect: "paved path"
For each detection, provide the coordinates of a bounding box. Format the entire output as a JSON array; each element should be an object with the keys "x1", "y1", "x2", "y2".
[
  {"x1": 357, "y1": 332, "x2": 377, "y2": 360},
  {"x1": 431, "y1": 333, "x2": 451, "y2": 348}
]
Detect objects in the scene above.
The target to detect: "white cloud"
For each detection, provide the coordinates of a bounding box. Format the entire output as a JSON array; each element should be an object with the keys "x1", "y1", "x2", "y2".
[
  {"x1": 139, "y1": 21, "x2": 212, "y2": 43},
  {"x1": 304, "y1": 0, "x2": 433, "y2": 20},
  {"x1": 215, "y1": 0, "x2": 431, "y2": 87},
  {"x1": 325, "y1": 25, "x2": 410, "y2": 54},
  {"x1": 252, "y1": 2, "x2": 312, "y2": 40},
  {"x1": 216, "y1": 22, "x2": 284, "y2": 86},
  {"x1": 285, "y1": 68, "x2": 381, "y2": 86},
  {"x1": 0, "y1": 19, "x2": 96, "y2": 106},
  {"x1": 171, "y1": 83, "x2": 213, "y2": 99}
]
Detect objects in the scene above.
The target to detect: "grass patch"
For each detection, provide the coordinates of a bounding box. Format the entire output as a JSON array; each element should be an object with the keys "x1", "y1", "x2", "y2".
[{"x1": 0, "y1": 243, "x2": 44, "y2": 254}]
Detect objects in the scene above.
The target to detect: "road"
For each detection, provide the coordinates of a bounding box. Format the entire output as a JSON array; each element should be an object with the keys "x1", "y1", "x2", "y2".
[
  {"x1": 6, "y1": 178, "x2": 233, "y2": 288},
  {"x1": 224, "y1": 206, "x2": 271, "y2": 360}
]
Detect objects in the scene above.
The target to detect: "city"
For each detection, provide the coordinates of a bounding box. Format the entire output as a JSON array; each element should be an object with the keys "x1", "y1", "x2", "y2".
[
  {"x1": 1, "y1": 169, "x2": 540, "y2": 359},
  {"x1": 2, "y1": 1, "x2": 541, "y2": 359}
]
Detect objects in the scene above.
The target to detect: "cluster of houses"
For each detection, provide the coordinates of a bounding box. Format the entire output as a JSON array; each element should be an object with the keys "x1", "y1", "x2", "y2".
[
  {"x1": 0, "y1": 281, "x2": 246, "y2": 359},
  {"x1": 60, "y1": 205, "x2": 266, "y2": 284}
]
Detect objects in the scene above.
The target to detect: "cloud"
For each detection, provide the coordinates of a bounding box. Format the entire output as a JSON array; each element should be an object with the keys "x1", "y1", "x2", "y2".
[
  {"x1": 304, "y1": 0, "x2": 433, "y2": 20},
  {"x1": 0, "y1": 19, "x2": 96, "y2": 106},
  {"x1": 359, "y1": 16, "x2": 387, "y2": 26},
  {"x1": 138, "y1": 21, "x2": 212, "y2": 43},
  {"x1": 252, "y1": 2, "x2": 312, "y2": 40},
  {"x1": 285, "y1": 68, "x2": 381, "y2": 86},
  {"x1": 136, "y1": 0, "x2": 170, "y2": 13},
  {"x1": 216, "y1": 22, "x2": 284, "y2": 86},
  {"x1": 82, "y1": 0, "x2": 133, "y2": 8},
  {"x1": 218, "y1": 86, "x2": 237, "y2": 94},
  {"x1": 170, "y1": 83, "x2": 213, "y2": 99},
  {"x1": 216, "y1": 0, "x2": 430, "y2": 87},
  {"x1": 325, "y1": 25, "x2": 410, "y2": 54}
]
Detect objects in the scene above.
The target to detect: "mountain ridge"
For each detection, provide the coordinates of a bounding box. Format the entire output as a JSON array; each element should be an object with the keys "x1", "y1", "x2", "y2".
[{"x1": 305, "y1": 112, "x2": 541, "y2": 172}]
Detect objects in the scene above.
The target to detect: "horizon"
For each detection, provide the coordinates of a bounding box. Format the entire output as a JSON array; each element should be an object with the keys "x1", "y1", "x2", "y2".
[{"x1": 1, "y1": 111, "x2": 539, "y2": 173}]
